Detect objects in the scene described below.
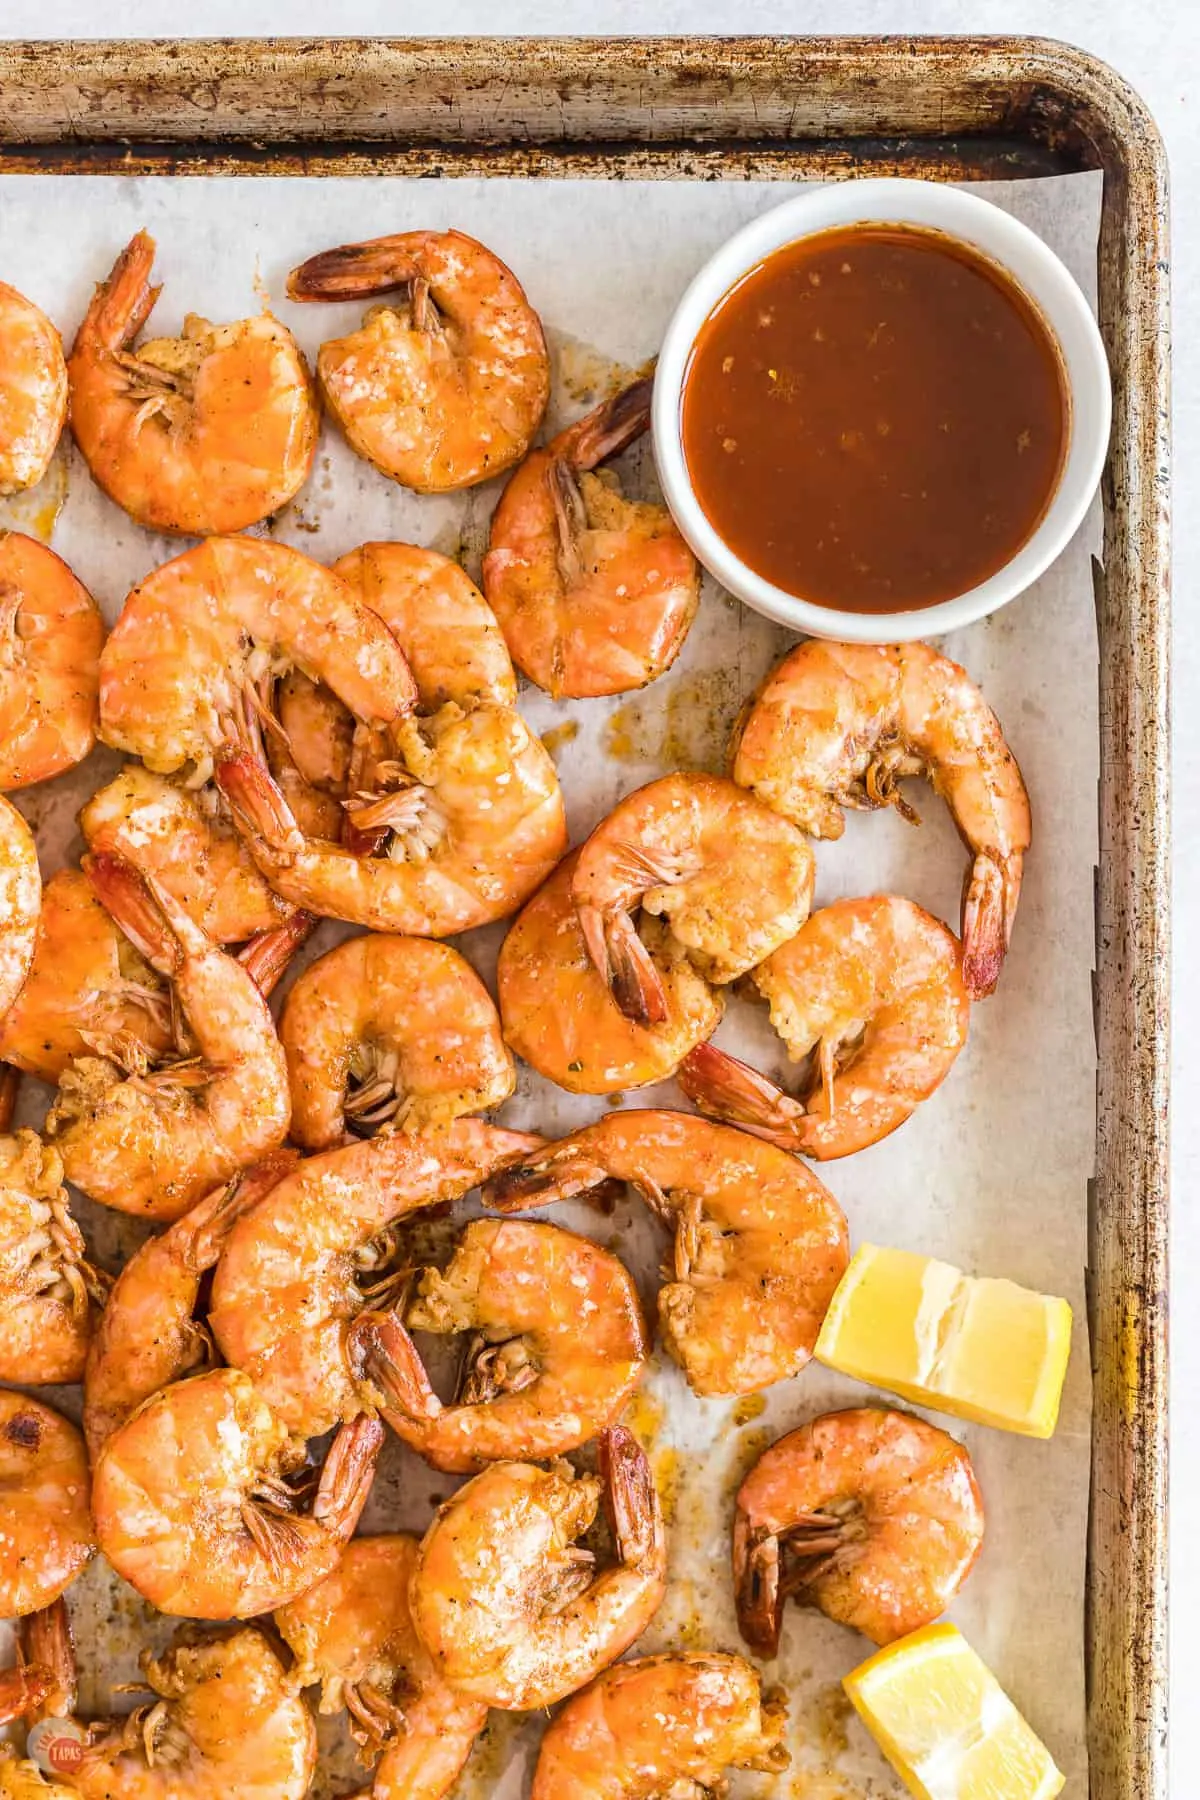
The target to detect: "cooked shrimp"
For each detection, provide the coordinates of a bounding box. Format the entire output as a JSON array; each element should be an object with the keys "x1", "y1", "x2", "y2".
[
  {"x1": 0, "y1": 866, "x2": 299, "y2": 1086},
  {"x1": 335, "y1": 541, "x2": 517, "y2": 709},
  {"x1": 68, "y1": 230, "x2": 318, "y2": 536},
  {"x1": 409, "y1": 1424, "x2": 666, "y2": 1709},
  {"x1": 275, "y1": 1536, "x2": 487, "y2": 1800},
  {"x1": 80, "y1": 766, "x2": 298, "y2": 944},
  {"x1": 218, "y1": 699, "x2": 567, "y2": 934},
  {"x1": 1, "y1": 1606, "x2": 317, "y2": 1800},
  {"x1": 209, "y1": 1119, "x2": 540, "y2": 1439},
  {"x1": 98, "y1": 536, "x2": 415, "y2": 783},
  {"x1": 82, "y1": 1151, "x2": 298, "y2": 1460},
  {"x1": 265, "y1": 541, "x2": 518, "y2": 850},
  {"x1": 483, "y1": 379, "x2": 700, "y2": 698},
  {"x1": 0, "y1": 867, "x2": 172, "y2": 1083},
  {"x1": 0, "y1": 1392, "x2": 93, "y2": 1617},
  {"x1": 0, "y1": 282, "x2": 66, "y2": 495},
  {"x1": 0, "y1": 1131, "x2": 106, "y2": 1386},
  {"x1": 680, "y1": 895, "x2": 970, "y2": 1160},
  {"x1": 288, "y1": 228, "x2": 549, "y2": 493},
  {"x1": 732, "y1": 640, "x2": 1032, "y2": 999},
  {"x1": 91, "y1": 1366, "x2": 382, "y2": 1620},
  {"x1": 734, "y1": 1406, "x2": 985, "y2": 1651},
  {"x1": 488, "y1": 1111, "x2": 849, "y2": 1398},
  {"x1": 45, "y1": 853, "x2": 290, "y2": 1221},
  {"x1": 280, "y1": 935, "x2": 514, "y2": 1149},
  {"x1": 350, "y1": 1217, "x2": 648, "y2": 1473},
  {"x1": 496, "y1": 851, "x2": 722, "y2": 1096},
  {"x1": 530, "y1": 1653, "x2": 789, "y2": 1800},
  {"x1": 0, "y1": 535, "x2": 102, "y2": 791},
  {"x1": 572, "y1": 774, "x2": 815, "y2": 1025},
  {"x1": 0, "y1": 796, "x2": 39, "y2": 1020}
]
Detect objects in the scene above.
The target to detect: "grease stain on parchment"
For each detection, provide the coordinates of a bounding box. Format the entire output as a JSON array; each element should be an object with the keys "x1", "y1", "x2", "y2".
[{"x1": 605, "y1": 666, "x2": 742, "y2": 774}]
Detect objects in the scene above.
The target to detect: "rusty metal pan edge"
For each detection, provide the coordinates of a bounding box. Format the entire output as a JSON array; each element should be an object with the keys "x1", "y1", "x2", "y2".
[{"x1": 0, "y1": 34, "x2": 1170, "y2": 1800}]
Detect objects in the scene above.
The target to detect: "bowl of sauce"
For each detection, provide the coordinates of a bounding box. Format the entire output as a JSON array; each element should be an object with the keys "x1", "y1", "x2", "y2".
[{"x1": 652, "y1": 179, "x2": 1110, "y2": 641}]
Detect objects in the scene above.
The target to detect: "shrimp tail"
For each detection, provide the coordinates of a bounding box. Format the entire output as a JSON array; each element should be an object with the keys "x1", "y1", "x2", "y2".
[
  {"x1": 570, "y1": 376, "x2": 654, "y2": 472},
  {"x1": 0, "y1": 1664, "x2": 55, "y2": 1728},
  {"x1": 82, "y1": 851, "x2": 197, "y2": 975},
  {"x1": 732, "y1": 1508, "x2": 783, "y2": 1660},
  {"x1": 287, "y1": 239, "x2": 421, "y2": 304},
  {"x1": 678, "y1": 1043, "x2": 809, "y2": 1148},
  {"x1": 237, "y1": 911, "x2": 317, "y2": 995},
  {"x1": 311, "y1": 1413, "x2": 385, "y2": 1536},
  {"x1": 961, "y1": 849, "x2": 1022, "y2": 1000},
  {"x1": 188, "y1": 1151, "x2": 301, "y2": 1267},
  {"x1": 20, "y1": 1599, "x2": 77, "y2": 1722},
  {"x1": 216, "y1": 750, "x2": 306, "y2": 858},
  {"x1": 82, "y1": 229, "x2": 160, "y2": 352},
  {"x1": 346, "y1": 1309, "x2": 443, "y2": 1426},
  {"x1": 578, "y1": 902, "x2": 669, "y2": 1026},
  {"x1": 600, "y1": 1424, "x2": 661, "y2": 1565},
  {"x1": 484, "y1": 1148, "x2": 618, "y2": 1213}
]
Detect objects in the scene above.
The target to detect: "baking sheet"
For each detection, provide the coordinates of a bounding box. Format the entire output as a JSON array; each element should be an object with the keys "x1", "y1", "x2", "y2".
[{"x1": 0, "y1": 169, "x2": 1103, "y2": 1796}]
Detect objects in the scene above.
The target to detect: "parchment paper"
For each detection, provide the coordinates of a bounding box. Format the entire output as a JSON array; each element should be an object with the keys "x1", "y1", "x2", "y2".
[{"x1": 0, "y1": 170, "x2": 1102, "y2": 1797}]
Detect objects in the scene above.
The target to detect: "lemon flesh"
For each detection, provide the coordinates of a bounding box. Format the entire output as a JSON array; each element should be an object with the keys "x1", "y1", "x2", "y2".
[
  {"x1": 844, "y1": 1621, "x2": 1065, "y2": 1800},
  {"x1": 814, "y1": 1244, "x2": 1072, "y2": 1438}
]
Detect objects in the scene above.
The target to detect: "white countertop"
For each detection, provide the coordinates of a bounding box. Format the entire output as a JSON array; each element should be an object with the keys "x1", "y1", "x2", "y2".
[{"x1": 1, "y1": 0, "x2": 1191, "y2": 1790}]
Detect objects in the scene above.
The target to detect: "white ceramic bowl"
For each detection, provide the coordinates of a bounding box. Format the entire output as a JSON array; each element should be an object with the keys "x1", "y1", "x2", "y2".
[{"x1": 652, "y1": 177, "x2": 1111, "y2": 642}]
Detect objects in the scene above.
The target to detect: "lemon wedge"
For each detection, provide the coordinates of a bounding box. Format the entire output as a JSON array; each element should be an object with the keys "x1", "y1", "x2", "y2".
[
  {"x1": 844, "y1": 1621, "x2": 1065, "y2": 1800},
  {"x1": 814, "y1": 1244, "x2": 1072, "y2": 1438}
]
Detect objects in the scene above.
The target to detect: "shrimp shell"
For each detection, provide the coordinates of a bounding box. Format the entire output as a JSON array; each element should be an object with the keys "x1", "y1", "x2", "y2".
[
  {"x1": 733, "y1": 1406, "x2": 985, "y2": 1649},
  {"x1": 530, "y1": 1653, "x2": 789, "y2": 1799},
  {"x1": 0, "y1": 281, "x2": 66, "y2": 495},
  {"x1": 0, "y1": 1392, "x2": 94, "y2": 1618},
  {"x1": 288, "y1": 228, "x2": 549, "y2": 493},
  {"x1": 0, "y1": 534, "x2": 102, "y2": 791},
  {"x1": 68, "y1": 230, "x2": 318, "y2": 536},
  {"x1": 0, "y1": 795, "x2": 39, "y2": 1019}
]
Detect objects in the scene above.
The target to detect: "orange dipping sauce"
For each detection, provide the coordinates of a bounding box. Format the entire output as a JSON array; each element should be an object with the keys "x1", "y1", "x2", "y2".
[{"x1": 680, "y1": 223, "x2": 1069, "y2": 613}]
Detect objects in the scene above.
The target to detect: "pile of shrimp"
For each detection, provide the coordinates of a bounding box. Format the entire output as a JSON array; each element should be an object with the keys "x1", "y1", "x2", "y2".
[{"x1": 0, "y1": 219, "x2": 1038, "y2": 1800}]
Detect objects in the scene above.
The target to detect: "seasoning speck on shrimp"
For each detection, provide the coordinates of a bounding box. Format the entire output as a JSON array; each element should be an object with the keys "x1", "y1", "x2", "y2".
[
  {"x1": 483, "y1": 378, "x2": 700, "y2": 698},
  {"x1": 351, "y1": 1216, "x2": 648, "y2": 1472},
  {"x1": 733, "y1": 639, "x2": 1031, "y2": 998},
  {"x1": 0, "y1": 794, "x2": 39, "y2": 1019},
  {"x1": 488, "y1": 1110, "x2": 849, "y2": 1398},
  {"x1": 0, "y1": 533, "x2": 103, "y2": 791},
  {"x1": 0, "y1": 1129, "x2": 106, "y2": 1386},
  {"x1": 409, "y1": 1424, "x2": 666, "y2": 1710},
  {"x1": 0, "y1": 1391, "x2": 94, "y2": 1618},
  {"x1": 280, "y1": 934, "x2": 514, "y2": 1149},
  {"x1": 276, "y1": 1535, "x2": 487, "y2": 1800},
  {"x1": 45, "y1": 853, "x2": 290, "y2": 1221},
  {"x1": 288, "y1": 228, "x2": 549, "y2": 492},
  {"x1": 83, "y1": 1150, "x2": 298, "y2": 1461},
  {"x1": 497, "y1": 851, "x2": 722, "y2": 1096},
  {"x1": 572, "y1": 773, "x2": 815, "y2": 1025},
  {"x1": 98, "y1": 535, "x2": 416, "y2": 784},
  {"x1": 68, "y1": 230, "x2": 319, "y2": 536},
  {"x1": 209, "y1": 1119, "x2": 541, "y2": 1440},
  {"x1": 680, "y1": 894, "x2": 970, "y2": 1160},
  {"x1": 0, "y1": 281, "x2": 66, "y2": 495},
  {"x1": 530, "y1": 1653, "x2": 789, "y2": 1800},
  {"x1": 91, "y1": 1366, "x2": 383, "y2": 1620},
  {"x1": 0, "y1": 1605, "x2": 317, "y2": 1800},
  {"x1": 733, "y1": 1406, "x2": 985, "y2": 1651}
]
